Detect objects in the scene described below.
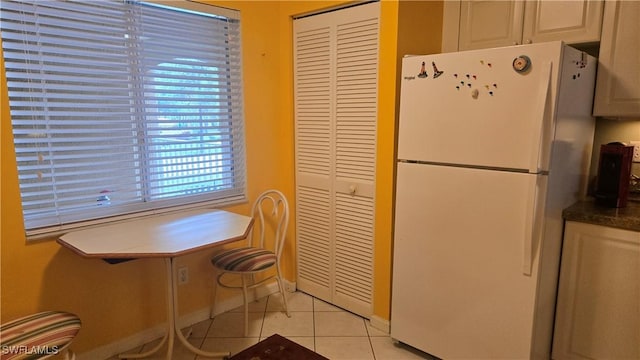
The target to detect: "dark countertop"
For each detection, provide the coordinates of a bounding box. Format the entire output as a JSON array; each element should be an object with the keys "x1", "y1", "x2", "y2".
[{"x1": 563, "y1": 199, "x2": 640, "y2": 232}]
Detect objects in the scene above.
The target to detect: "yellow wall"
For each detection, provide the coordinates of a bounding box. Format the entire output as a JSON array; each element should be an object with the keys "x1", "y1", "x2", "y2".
[{"x1": 0, "y1": 0, "x2": 442, "y2": 354}]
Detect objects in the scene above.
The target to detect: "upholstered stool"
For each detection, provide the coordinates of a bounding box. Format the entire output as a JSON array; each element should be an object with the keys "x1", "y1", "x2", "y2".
[{"x1": 0, "y1": 311, "x2": 81, "y2": 360}]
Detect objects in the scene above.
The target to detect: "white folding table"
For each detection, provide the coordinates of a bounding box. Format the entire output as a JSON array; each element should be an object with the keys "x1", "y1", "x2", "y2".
[{"x1": 58, "y1": 209, "x2": 253, "y2": 359}]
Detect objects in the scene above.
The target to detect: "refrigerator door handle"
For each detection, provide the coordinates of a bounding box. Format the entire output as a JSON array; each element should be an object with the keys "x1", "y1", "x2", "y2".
[
  {"x1": 523, "y1": 62, "x2": 551, "y2": 274},
  {"x1": 523, "y1": 174, "x2": 547, "y2": 276},
  {"x1": 528, "y1": 61, "x2": 553, "y2": 174}
]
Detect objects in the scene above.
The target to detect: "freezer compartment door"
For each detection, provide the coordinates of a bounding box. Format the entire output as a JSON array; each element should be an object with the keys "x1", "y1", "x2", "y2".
[
  {"x1": 398, "y1": 44, "x2": 558, "y2": 172},
  {"x1": 391, "y1": 162, "x2": 547, "y2": 359}
]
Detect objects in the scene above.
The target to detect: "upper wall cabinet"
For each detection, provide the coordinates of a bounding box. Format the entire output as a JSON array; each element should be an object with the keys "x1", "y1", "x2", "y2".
[
  {"x1": 458, "y1": 1, "x2": 524, "y2": 50},
  {"x1": 593, "y1": 0, "x2": 640, "y2": 118},
  {"x1": 453, "y1": 0, "x2": 603, "y2": 51}
]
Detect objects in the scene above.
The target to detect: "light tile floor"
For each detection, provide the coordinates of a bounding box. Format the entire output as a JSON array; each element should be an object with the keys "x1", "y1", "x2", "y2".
[{"x1": 110, "y1": 291, "x2": 435, "y2": 360}]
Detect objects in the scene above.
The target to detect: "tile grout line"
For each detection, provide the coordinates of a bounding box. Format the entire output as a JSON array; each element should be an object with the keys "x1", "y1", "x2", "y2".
[
  {"x1": 312, "y1": 297, "x2": 317, "y2": 352},
  {"x1": 365, "y1": 317, "x2": 377, "y2": 360}
]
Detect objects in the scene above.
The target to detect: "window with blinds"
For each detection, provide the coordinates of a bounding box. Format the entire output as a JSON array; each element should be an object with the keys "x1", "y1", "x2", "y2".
[{"x1": 0, "y1": 0, "x2": 246, "y2": 237}]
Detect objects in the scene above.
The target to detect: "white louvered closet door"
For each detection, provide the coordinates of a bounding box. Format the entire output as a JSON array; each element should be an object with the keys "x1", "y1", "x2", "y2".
[{"x1": 293, "y1": 2, "x2": 379, "y2": 318}]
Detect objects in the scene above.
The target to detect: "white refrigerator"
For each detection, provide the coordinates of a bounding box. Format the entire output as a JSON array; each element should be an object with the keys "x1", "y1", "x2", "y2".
[{"x1": 391, "y1": 42, "x2": 596, "y2": 359}]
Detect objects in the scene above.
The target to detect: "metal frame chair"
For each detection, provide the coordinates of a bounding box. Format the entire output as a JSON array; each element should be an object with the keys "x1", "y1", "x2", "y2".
[{"x1": 211, "y1": 190, "x2": 291, "y2": 335}]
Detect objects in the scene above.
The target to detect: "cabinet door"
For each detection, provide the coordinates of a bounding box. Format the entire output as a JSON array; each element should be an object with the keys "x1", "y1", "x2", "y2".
[
  {"x1": 553, "y1": 222, "x2": 640, "y2": 360},
  {"x1": 593, "y1": 0, "x2": 640, "y2": 117},
  {"x1": 458, "y1": 0, "x2": 603, "y2": 52},
  {"x1": 458, "y1": 0, "x2": 525, "y2": 50},
  {"x1": 523, "y1": 1, "x2": 603, "y2": 45}
]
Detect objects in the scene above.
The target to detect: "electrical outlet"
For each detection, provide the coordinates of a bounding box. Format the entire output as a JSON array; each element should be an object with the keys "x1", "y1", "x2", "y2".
[
  {"x1": 631, "y1": 141, "x2": 640, "y2": 163},
  {"x1": 178, "y1": 266, "x2": 189, "y2": 285}
]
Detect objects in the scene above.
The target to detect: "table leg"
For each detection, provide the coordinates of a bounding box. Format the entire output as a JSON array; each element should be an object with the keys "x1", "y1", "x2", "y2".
[
  {"x1": 119, "y1": 258, "x2": 230, "y2": 359},
  {"x1": 170, "y1": 258, "x2": 231, "y2": 359},
  {"x1": 118, "y1": 260, "x2": 173, "y2": 359}
]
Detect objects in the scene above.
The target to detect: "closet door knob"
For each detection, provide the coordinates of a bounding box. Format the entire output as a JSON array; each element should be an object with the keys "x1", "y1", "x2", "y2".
[{"x1": 349, "y1": 185, "x2": 357, "y2": 195}]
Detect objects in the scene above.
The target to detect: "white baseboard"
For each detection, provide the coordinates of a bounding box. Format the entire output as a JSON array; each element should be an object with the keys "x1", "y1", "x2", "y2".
[
  {"x1": 369, "y1": 315, "x2": 390, "y2": 334},
  {"x1": 78, "y1": 323, "x2": 166, "y2": 360},
  {"x1": 210, "y1": 280, "x2": 285, "y2": 316},
  {"x1": 78, "y1": 308, "x2": 214, "y2": 360},
  {"x1": 283, "y1": 278, "x2": 296, "y2": 293},
  {"x1": 79, "y1": 281, "x2": 290, "y2": 360}
]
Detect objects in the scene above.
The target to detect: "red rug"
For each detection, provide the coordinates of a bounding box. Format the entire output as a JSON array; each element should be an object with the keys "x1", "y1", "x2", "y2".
[{"x1": 229, "y1": 334, "x2": 329, "y2": 360}]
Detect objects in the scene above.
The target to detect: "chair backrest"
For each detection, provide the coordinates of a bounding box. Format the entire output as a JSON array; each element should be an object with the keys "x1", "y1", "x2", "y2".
[{"x1": 250, "y1": 190, "x2": 289, "y2": 260}]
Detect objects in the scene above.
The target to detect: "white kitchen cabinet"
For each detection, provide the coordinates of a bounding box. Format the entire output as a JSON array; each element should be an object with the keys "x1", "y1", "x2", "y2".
[
  {"x1": 458, "y1": 1, "x2": 524, "y2": 50},
  {"x1": 593, "y1": 0, "x2": 640, "y2": 118},
  {"x1": 453, "y1": 0, "x2": 603, "y2": 51},
  {"x1": 552, "y1": 221, "x2": 640, "y2": 360}
]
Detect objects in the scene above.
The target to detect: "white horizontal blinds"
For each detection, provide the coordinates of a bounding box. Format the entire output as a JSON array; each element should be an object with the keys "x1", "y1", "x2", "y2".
[
  {"x1": 2, "y1": 0, "x2": 140, "y2": 230},
  {"x1": 134, "y1": 3, "x2": 244, "y2": 201},
  {"x1": 0, "y1": 0, "x2": 244, "y2": 234}
]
